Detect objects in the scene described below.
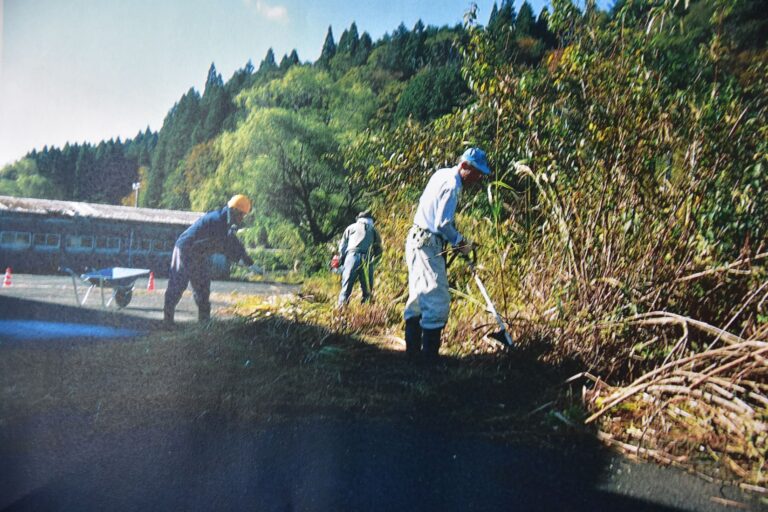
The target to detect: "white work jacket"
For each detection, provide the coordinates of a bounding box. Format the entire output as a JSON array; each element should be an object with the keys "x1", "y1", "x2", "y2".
[{"x1": 412, "y1": 166, "x2": 463, "y2": 246}]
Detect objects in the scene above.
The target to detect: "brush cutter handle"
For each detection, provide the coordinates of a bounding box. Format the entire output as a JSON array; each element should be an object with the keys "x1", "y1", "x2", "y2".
[
  {"x1": 446, "y1": 244, "x2": 477, "y2": 269},
  {"x1": 453, "y1": 247, "x2": 514, "y2": 348},
  {"x1": 469, "y1": 245, "x2": 478, "y2": 266},
  {"x1": 460, "y1": 244, "x2": 478, "y2": 268},
  {"x1": 471, "y1": 269, "x2": 514, "y2": 348}
]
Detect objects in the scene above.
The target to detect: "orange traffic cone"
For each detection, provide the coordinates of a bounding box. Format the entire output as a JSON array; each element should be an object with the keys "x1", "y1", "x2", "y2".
[
  {"x1": 147, "y1": 271, "x2": 155, "y2": 292},
  {"x1": 3, "y1": 267, "x2": 11, "y2": 288}
]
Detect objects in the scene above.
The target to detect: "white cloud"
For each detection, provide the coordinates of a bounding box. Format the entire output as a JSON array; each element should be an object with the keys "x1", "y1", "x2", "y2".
[{"x1": 244, "y1": 0, "x2": 289, "y2": 23}]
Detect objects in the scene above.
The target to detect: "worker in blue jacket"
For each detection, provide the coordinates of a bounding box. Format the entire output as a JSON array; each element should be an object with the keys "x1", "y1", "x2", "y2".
[{"x1": 163, "y1": 194, "x2": 254, "y2": 326}]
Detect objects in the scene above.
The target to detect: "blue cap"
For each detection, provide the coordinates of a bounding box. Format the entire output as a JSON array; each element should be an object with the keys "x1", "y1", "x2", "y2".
[{"x1": 460, "y1": 147, "x2": 491, "y2": 175}]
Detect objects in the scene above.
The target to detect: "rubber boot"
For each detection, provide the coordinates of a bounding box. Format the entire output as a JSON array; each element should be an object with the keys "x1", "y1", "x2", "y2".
[
  {"x1": 404, "y1": 317, "x2": 422, "y2": 359},
  {"x1": 421, "y1": 328, "x2": 442, "y2": 362},
  {"x1": 163, "y1": 308, "x2": 175, "y2": 329},
  {"x1": 198, "y1": 305, "x2": 211, "y2": 323}
]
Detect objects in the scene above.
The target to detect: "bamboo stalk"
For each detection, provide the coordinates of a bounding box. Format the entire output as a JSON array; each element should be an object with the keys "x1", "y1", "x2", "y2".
[
  {"x1": 713, "y1": 412, "x2": 743, "y2": 435},
  {"x1": 596, "y1": 430, "x2": 685, "y2": 465},
  {"x1": 674, "y1": 252, "x2": 767, "y2": 283},
  {"x1": 624, "y1": 312, "x2": 747, "y2": 346},
  {"x1": 663, "y1": 321, "x2": 689, "y2": 366},
  {"x1": 709, "y1": 496, "x2": 749, "y2": 509},
  {"x1": 747, "y1": 391, "x2": 768, "y2": 407},
  {"x1": 707, "y1": 280, "x2": 768, "y2": 350},
  {"x1": 691, "y1": 346, "x2": 768, "y2": 388},
  {"x1": 739, "y1": 483, "x2": 768, "y2": 494},
  {"x1": 675, "y1": 371, "x2": 747, "y2": 394},
  {"x1": 586, "y1": 342, "x2": 767, "y2": 423},
  {"x1": 645, "y1": 385, "x2": 752, "y2": 415},
  {"x1": 691, "y1": 347, "x2": 768, "y2": 391}
]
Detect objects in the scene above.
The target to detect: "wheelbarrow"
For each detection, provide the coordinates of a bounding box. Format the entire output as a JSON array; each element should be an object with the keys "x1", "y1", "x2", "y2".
[{"x1": 60, "y1": 267, "x2": 150, "y2": 309}]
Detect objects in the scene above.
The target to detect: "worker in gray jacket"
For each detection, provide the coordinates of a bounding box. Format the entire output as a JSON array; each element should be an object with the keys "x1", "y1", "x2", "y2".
[
  {"x1": 404, "y1": 148, "x2": 491, "y2": 360},
  {"x1": 337, "y1": 210, "x2": 383, "y2": 306}
]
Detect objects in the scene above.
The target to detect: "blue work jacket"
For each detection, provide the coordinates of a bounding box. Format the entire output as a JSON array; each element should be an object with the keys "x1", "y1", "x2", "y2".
[{"x1": 175, "y1": 207, "x2": 248, "y2": 263}]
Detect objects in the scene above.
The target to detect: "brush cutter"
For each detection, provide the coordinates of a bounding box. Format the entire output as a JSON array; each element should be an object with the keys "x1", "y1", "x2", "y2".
[{"x1": 449, "y1": 247, "x2": 514, "y2": 348}]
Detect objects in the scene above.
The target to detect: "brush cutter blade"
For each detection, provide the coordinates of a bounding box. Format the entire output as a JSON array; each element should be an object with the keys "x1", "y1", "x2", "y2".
[{"x1": 488, "y1": 329, "x2": 513, "y2": 347}]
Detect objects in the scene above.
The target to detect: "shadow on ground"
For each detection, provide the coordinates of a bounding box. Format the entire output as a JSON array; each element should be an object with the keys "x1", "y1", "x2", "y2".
[
  {"x1": 1, "y1": 414, "x2": 721, "y2": 512},
  {"x1": 0, "y1": 299, "x2": 757, "y2": 511},
  {"x1": 0, "y1": 295, "x2": 164, "y2": 344}
]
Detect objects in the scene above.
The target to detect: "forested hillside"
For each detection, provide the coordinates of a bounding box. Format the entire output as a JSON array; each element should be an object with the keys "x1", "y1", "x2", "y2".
[
  {"x1": 0, "y1": 0, "x2": 558, "y2": 264},
  {"x1": 1, "y1": 0, "x2": 766, "y2": 489}
]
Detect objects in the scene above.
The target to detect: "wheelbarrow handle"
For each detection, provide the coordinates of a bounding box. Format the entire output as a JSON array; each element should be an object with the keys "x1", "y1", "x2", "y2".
[{"x1": 59, "y1": 266, "x2": 85, "y2": 307}]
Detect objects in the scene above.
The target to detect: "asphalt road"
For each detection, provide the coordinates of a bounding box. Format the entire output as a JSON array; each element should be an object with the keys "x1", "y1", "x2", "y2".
[
  {"x1": 0, "y1": 410, "x2": 761, "y2": 512},
  {"x1": 0, "y1": 273, "x2": 297, "y2": 339},
  {"x1": 0, "y1": 275, "x2": 763, "y2": 511},
  {"x1": 1, "y1": 413, "x2": 759, "y2": 512}
]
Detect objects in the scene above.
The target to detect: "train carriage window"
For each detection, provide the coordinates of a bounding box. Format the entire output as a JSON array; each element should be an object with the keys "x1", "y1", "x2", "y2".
[
  {"x1": 0, "y1": 231, "x2": 32, "y2": 249},
  {"x1": 95, "y1": 236, "x2": 120, "y2": 252},
  {"x1": 66, "y1": 235, "x2": 94, "y2": 251},
  {"x1": 33, "y1": 233, "x2": 61, "y2": 248},
  {"x1": 129, "y1": 237, "x2": 150, "y2": 253},
  {"x1": 152, "y1": 240, "x2": 170, "y2": 252}
]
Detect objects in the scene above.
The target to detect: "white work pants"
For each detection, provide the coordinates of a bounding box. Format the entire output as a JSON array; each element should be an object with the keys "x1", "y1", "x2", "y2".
[{"x1": 404, "y1": 226, "x2": 450, "y2": 329}]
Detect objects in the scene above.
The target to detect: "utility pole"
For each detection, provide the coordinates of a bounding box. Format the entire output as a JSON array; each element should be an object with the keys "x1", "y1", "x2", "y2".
[{"x1": 132, "y1": 182, "x2": 141, "y2": 207}]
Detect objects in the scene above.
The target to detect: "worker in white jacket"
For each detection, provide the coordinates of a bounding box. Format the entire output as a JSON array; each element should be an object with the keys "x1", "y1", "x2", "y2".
[
  {"x1": 337, "y1": 210, "x2": 383, "y2": 306},
  {"x1": 404, "y1": 148, "x2": 491, "y2": 361}
]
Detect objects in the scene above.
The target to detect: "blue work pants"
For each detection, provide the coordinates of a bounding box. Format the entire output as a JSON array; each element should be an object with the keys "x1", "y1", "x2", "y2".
[
  {"x1": 337, "y1": 252, "x2": 373, "y2": 305},
  {"x1": 163, "y1": 246, "x2": 211, "y2": 321}
]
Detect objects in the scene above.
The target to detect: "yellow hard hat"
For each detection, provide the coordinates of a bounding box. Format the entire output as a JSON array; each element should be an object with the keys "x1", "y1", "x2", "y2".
[{"x1": 227, "y1": 194, "x2": 252, "y2": 214}]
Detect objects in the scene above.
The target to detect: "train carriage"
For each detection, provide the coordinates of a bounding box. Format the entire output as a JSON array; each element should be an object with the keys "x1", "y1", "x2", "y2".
[{"x1": 0, "y1": 196, "x2": 228, "y2": 278}]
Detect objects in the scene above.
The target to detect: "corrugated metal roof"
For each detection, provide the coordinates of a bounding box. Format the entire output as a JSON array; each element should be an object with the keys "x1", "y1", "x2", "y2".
[{"x1": 0, "y1": 195, "x2": 203, "y2": 226}]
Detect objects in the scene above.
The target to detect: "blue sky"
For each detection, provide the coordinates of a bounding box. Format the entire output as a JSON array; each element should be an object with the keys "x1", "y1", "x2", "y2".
[{"x1": 0, "y1": 0, "x2": 611, "y2": 167}]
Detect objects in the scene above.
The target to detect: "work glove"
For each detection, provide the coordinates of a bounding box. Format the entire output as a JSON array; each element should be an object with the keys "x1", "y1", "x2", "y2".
[
  {"x1": 455, "y1": 238, "x2": 474, "y2": 257},
  {"x1": 239, "y1": 255, "x2": 255, "y2": 267}
]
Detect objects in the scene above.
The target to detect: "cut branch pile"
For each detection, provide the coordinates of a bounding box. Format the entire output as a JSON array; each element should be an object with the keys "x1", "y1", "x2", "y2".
[{"x1": 583, "y1": 328, "x2": 767, "y2": 493}]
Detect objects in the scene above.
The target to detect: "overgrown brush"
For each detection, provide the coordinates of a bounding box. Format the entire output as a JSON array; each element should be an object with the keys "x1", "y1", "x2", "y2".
[
  {"x1": 476, "y1": 3, "x2": 767, "y2": 488},
  {"x1": 340, "y1": 0, "x2": 768, "y2": 490}
]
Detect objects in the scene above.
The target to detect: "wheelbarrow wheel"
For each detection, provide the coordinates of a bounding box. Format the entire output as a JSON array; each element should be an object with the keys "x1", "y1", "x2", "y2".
[{"x1": 114, "y1": 288, "x2": 133, "y2": 308}]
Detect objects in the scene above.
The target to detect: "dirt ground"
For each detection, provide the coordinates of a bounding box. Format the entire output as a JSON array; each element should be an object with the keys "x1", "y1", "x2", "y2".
[{"x1": 0, "y1": 272, "x2": 298, "y2": 327}]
